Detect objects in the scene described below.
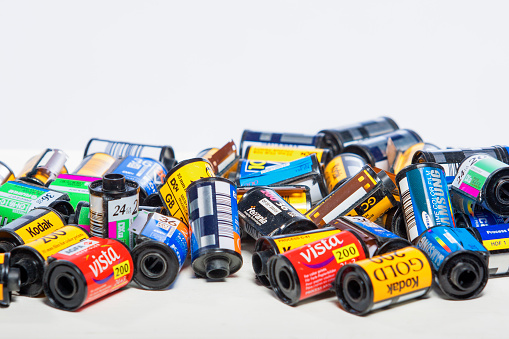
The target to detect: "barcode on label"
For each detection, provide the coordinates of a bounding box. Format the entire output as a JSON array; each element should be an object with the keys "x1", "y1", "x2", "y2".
[
  {"x1": 216, "y1": 183, "x2": 234, "y2": 250},
  {"x1": 399, "y1": 178, "x2": 418, "y2": 241}
]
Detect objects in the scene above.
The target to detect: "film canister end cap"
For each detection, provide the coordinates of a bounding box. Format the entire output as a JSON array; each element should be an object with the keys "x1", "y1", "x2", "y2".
[
  {"x1": 132, "y1": 242, "x2": 179, "y2": 290},
  {"x1": 205, "y1": 256, "x2": 231, "y2": 280},
  {"x1": 103, "y1": 173, "x2": 126, "y2": 192},
  {"x1": 335, "y1": 265, "x2": 372, "y2": 316},
  {"x1": 252, "y1": 250, "x2": 272, "y2": 276},
  {"x1": 7, "y1": 267, "x2": 21, "y2": 293}
]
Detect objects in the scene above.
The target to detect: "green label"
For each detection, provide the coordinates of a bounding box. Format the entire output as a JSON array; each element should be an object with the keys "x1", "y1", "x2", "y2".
[
  {"x1": 49, "y1": 175, "x2": 98, "y2": 209},
  {"x1": 78, "y1": 206, "x2": 91, "y2": 227}
]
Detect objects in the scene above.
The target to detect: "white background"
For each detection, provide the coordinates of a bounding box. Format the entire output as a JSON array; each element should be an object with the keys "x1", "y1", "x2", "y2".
[{"x1": 0, "y1": 1, "x2": 508, "y2": 338}]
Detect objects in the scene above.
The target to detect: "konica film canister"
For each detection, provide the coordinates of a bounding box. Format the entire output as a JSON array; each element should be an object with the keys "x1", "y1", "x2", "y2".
[{"x1": 187, "y1": 177, "x2": 242, "y2": 279}]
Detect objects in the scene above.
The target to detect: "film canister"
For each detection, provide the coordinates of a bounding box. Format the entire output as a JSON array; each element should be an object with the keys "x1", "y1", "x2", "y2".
[
  {"x1": 89, "y1": 173, "x2": 140, "y2": 248},
  {"x1": 107, "y1": 156, "x2": 167, "y2": 205},
  {"x1": 238, "y1": 186, "x2": 317, "y2": 240},
  {"x1": 392, "y1": 142, "x2": 439, "y2": 175},
  {"x1": 129, "y1": 211, "x2": 189, "y2": 289},
  {"x1": 68, "y1": 201, "x2": 91, "y2": 233},
  {"x1": 158, "y1": 158, "x2": 215, "y2": 226},
  {"x1": 83, "y1": 138, "x2": 177, "y2": 171},
  {"x1": 10, "y1": 225, "x2": 90, "y2": 297},
  {"x1": 18, "y1": 149, "x2": 68, "y2": 186},
  {"x1": 252, "y1": 227, "x2": 341, "y2": 287},
  {"x1": 382, "y1": 205, "x2": 408, "y2": 240},
  {"x1": 324, "y1": 153, "x2": 368, "y2": 192},
  {"x1": 0, "y1": 161, "x2": 15, "y2": 186},
  {"x1": 0, "y1": 207, "x2": 67, "y2": 253},
  {"x1": 49, "y1": 174, "x2": 100, "y2": 210},
  {"x1": 73, "y1": 153, "x2": 117, "y2": 177},
  {"x1": 196, "y1": 140, "x2": 239, "y2": 177},
  {"x1": 43, "y1": 237, "x2": 134, "y2": 311},
  {"x1": 237, "y1": 185, "x2": 312, "y2": 215},
  {"x1": 335, "y1": 246, "x2": 433, "y2": 315},
  {"x1": 240, "y1": 130, "x2": 326, "y2": 157},
  {"x1": 187, "y1": 177, "x2": 242, "y2": 279},
  {"x1": 0, "y1": 253, "x2": 20, "y2": 307},
  {"x1": 267, "y1": 230, "x2": 368, "y2": 305},
  {"x1": 317, "y1": 117, "x2": 399, "y2": 156},
  {"x1": 243, "y1": 145, "x2": 332, "y2": 167},
  {"x1": 328, "y1": 216, "x2": 411, "y2": 257},
  {"x1": 342, "y1": 129, "x2": 422, "y2": 171},
  {"x1": 451, "y1": 155, "x2": 509, "y2": 217}
]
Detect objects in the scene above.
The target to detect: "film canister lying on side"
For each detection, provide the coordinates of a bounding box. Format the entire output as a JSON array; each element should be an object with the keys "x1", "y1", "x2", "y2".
[
  {"x1": 238, "y1": 186, "x2": 317, "y2": 240},
  {"x1": 323, "y1": 153, "x2": 368, "y2": 193},
  {"x1": 129, "y1": 211, "x2": 189, "y2": 290},
  {"x1": 187, "y1": 177, "x2": 242, "y2": 280},
  {"x1": 243, "y1": 145, "x2": 332, "y2": 168},
  {"x1": 17, "y1": 149, "x2": 68, "y2": 187},
  {"x1": 267, "y1": 230, "x2": 368, "y2": 305},
  {"x1": 0, "y1": 253, "x2": 20, "y2": 307},
  {"x1": 10, "y1": 225, "x2": 90, "y2": 297},
  {"x1": 43, "y1": 237, "x2": 134, "y2": 311},
  {"x1": 196, "y1": 140, "x2": 239, "y2": 178},
  {"x1": 335, "y1": 246, "x2": 433, "y2": 315},
  {"x1": 73, "y1": 153, "x2": 117, "y2": 178},
  {"x1": 252, "y1": 227, "x2": 341, "y2": 287},
  {"x1": 89, "y1": 173, "x2": 140, "y2": 248}
]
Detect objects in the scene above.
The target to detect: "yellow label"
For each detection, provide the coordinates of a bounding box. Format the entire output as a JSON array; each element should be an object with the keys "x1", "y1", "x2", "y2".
[
  {"x1": 25, "y1": 225, "x2": 89, "y2": 260},
  {"x1": 14, "y1": 211, "x2": 65, "y2": 244},
  {"x1": 346, "y1": 196, "x2": 394, "y2": 221},
  {"x1": 273, "y1": 229, "x2": 341, "y2": 253},
  {"x1": 356, "y1": 247, "x2": 433, "y2": 303},
  {"x1": 0, "y1": 254, "x2": 4, "y2": 264},
  {"x1": 333, "y1": 243, "x2": 360, "y2": 264},
  {"x1": 246, "y1": 146, "x2": 325, "y2": 163},
  {"x1": 113, "y1": 260, "x2": 131, "y2": 279},
  {"x1": 159, "y1": 160, "x2": 214, "y2": 225},
  {"x1": 483, "y1": 238, "x2": 509, "y2": 251},
  {"x1": 324, "y1": 156, "x2": 346, "y2": 192}
]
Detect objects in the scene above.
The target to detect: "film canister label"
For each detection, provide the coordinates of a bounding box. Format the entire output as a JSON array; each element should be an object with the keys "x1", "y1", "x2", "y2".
[
  {"x1": 49, "y1": 174, "x2": 99, "y2": 209},
  {"x1": 324, "y1": 154, "x2": 367, "y2": 192}
]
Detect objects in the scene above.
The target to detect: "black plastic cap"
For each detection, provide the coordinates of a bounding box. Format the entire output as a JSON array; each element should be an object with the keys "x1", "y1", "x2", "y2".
[{"x1": 103, "y1": 173, "x2": 126, "y2": 192}]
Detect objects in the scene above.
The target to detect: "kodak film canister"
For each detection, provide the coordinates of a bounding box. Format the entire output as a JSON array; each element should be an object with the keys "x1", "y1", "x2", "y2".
[
  {"x1": 237, "y1": 185, "x2": 312, "y2": 215},
  {"x1": 83, "y1": 138, "x2": 177, "y2": 171},
  {"x1": 329, "y1": 216, "x2": 411, "y2": 257},
  {"x1": 305, "y1": 165, "x2": 395, "y2": 227},
  {"x1": 395, "y1": 163, "x2": 455, "y2": 243},
  {"x1": 414, "y1": 226, "x2": 488, "y2": 300},
  {"x1": 252, "y1": 227, "x2": 341, "y2": 287},
  {"x1": 130, "y1": 212, "x2": 189, "y2": 290},
  {"x1": 267, "y1": 230, "x2": 368, "y2": 305},
  {"x1": 18, "y1": 149, "x2": 68, "y2": 186},
  {"x1": 0, "y1": 161, "x2": 15, "y2": 186},
  {"x1": 0, "y1": 207, "x2": 67, "y2": 253},
  {"x1": 0, "y1": 253, "x2": 20, "y2": 307},
  {"x1": 240, "y1": 130, "x2": 326, "y2": 157},
  {"x1": 335, "y1": 246, "x2": 433, "y2": 315},
  {"x1": 318, "y1": 117, "x2": 399, "y2": 156},
  {"x1": 73, "y1": 153, "x2": 117, "y2": 177},
  {"x1": 342, "y1": 129, "x2": 422, "y2": 171},
  {"x1": 451, "y1": 155, "x2": 509, "y2": 217},
  {"x1": 324, "y1": 153, "x2": 368, "y2": 192},
  {"x1": 158, "y1": 158, "x2": 215, "y2": 226},
  {"x1": 238, "y1": 186, "x2": 317, "y2": 240},
  {"x1": 89, "y1": 174, "x2": 140, "y2": 248},
  {"x1": 43, "y1": 237, "x2": 134, "y2": 311},
  {"x1": 10, "y1": 225, "x2": 89, "y2": 297},
  {"x1": 187, "y1": 177, "x2": 242, "y2": 279},
  {"x1": 107, "y1": 156, "x2": 167, "y2": 205},
  {"x1": 243, "y1": 145, "x2": 332, "y2": 167},
  {"x1": 412, "y1": 146, "x2": 509, "y2": 184}
]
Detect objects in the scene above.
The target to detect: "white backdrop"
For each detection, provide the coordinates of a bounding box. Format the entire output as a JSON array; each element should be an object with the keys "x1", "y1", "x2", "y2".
[{"x1": 0, "y1": 2, "x2": 508, "y2": 338}]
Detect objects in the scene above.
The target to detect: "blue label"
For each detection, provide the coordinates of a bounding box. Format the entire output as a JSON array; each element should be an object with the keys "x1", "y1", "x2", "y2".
[
  {"x1": 140, "y1": 216, "x2": 189, "y2": 269},
  {"x1": 237, "y1": 159, "x2": 283, "y2": 179},
  {"x1": 406, "y1": 166, "x2": 455, "y2": 236},
  {"x1": 238, "y1": 155, "x2": 314, "y2": 187},
  {"x1": 110, "y1": 156, "x2": 167, "y2": 196},
  {"x1": 474, "y1": 224, "x2": 509, "y2": 242},
  {"x1": 416, "y1": 226, "x2": 486, "y2": 270},
  {"x1": 469, "y1": 206, "x2": 509, "y2": 228},
  {"x1": 346, "y1": 216, "x2": 400, "y2": 239}
]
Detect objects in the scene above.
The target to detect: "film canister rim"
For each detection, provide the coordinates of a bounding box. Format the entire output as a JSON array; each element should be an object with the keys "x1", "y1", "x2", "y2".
[
  {"x1": 89, "y1": 173, "x2": 140, "y2": 198},
  {"x1": 43, "y1": 259, "x2": 88, "y2": 311},
  {"x1": 335, "y1": 263, "x2": 374, "y2": 315},
  {"x1": 267, "y1": 254, "x2": 301, "y2": 305},
  {"x1": 161, "y1": 157, "x2": 213, "y2": 183},
  {"x1": 395, "y1": 162, "x2": 446, "y2": 185}
]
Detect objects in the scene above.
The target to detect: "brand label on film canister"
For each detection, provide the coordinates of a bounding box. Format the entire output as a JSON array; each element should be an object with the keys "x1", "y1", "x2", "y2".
[
  {"x1": 22, "y1": 225, "x2": 89, "y2": 260},
  {"x1": 324, "y1": 154, "x2": 367, "y2": 192},
  {"x1": 9, "y1": 209, "x2": 66, "y2": 245},
  {"x1": 245, "y1": 146, "x2": 327, "y2": 164},
  {"x1": 270, "y1": 229, "x2": 343, "y2": 254},
  {"x1": 49, "y1": 174, "x2": 99, "y2": 209},
  {"x1": 158, "y1": 158, "x2": 214, "y2": 226}
]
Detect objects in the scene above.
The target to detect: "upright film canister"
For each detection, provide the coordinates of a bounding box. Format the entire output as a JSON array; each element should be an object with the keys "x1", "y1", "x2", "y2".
[
  {"x1": 342, "y1": 129, "x2": 422, "y2": 171},
  {"x1": 0, "y1": 207, "x2": 67, "y2": 252},
  {"x1": 10, "y1": 225, "x2": 89, "y2": 297},
  {"x1": 267, "y1": 230, "x2": 368, "y2": 305},
  {"x1": 305, "y1": 165, "x2": 396, "y2": 227},
  {"x1": 187, "y1": 177, "x2": 242, "y2": 279},
  {"x1": 130, "y1": 211, "x2": 189, "y2": 290},
  {"x1": 252, "y1": 227, "x2": 341, "y2": 287},
  {"x1": 43, "y1": 237, "x2": 134, "y2": 311},
  {"x1": 240, "y1": 130, "x2": 326, "y2": 157},
  {"x1": 89, "y1": 174, "x2": 140, "y2": 248},
  {"x1": 324, "y1": 153, "x2": 368, "y2": 192},
  {"x1": 238, "y1": 187, "x2": 317, "y2": 240},
  {"x1": 158, "y1": 158, "x2": 215, "y2": 226},
  {"x1": 414, "y1": 226, "x2": 488, "y2": 300},
  {"x1": 73, "y1": 153, "x2": 117, "y2": 177},
  {"x1": 0, "y1": 253, "x2": 20, "y2": 307},
  {"x1": 395, "y1": 163, "x2": 455, "y2": 243},
  {"x1": 451, "y1": 155, "x2": 509, "y2": 217},
  {"x1": 335, "y1": 246, "x2": 433, "y2": 315},
  {"x1": 84, "y1": 138, "x2": 177, "y2": 171},
  {"x1": 318, "y1": 117, "x2": 399, "y2": 156},
  {"x1": 18, "y1": 149, "x2": 68, "y2": 186}
]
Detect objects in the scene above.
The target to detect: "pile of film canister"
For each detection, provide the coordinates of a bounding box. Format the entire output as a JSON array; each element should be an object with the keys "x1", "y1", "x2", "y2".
[{"x1": 0, "y1": 117, "x2": 507, "y2": 314}]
